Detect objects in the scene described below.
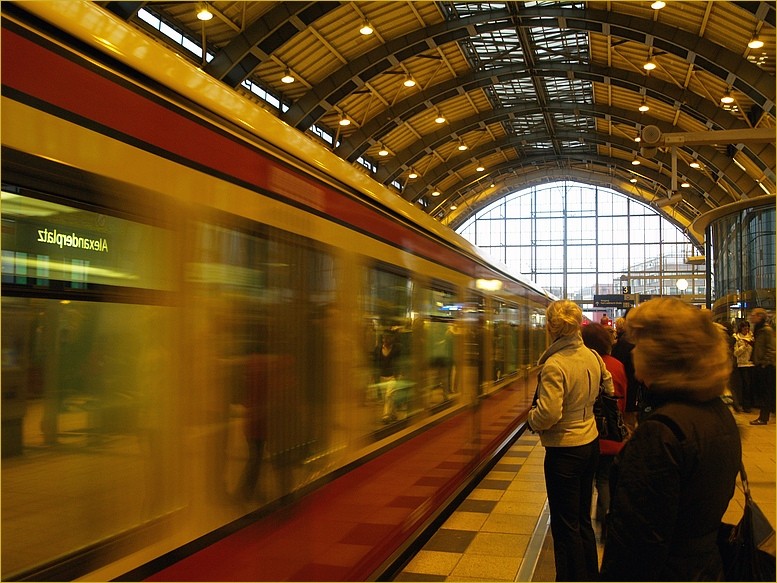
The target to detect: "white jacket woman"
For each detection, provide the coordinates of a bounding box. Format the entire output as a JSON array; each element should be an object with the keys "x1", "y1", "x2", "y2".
[{"x1": 527, "y1": 300, "x2": 613, "y2": 581}]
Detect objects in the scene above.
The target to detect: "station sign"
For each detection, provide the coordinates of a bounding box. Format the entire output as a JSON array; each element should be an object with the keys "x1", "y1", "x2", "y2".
[{"x1": 593, "y1": 294, "x2": 660, "y2": 309}]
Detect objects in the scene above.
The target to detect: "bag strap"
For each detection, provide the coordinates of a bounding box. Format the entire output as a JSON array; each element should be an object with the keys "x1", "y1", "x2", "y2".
[
  {"x1": 739, "y1": 462, "x2": 752, "y2": 501},
  {"x1": 588, "y1": 348, "x2": 606, "y2": 395}
]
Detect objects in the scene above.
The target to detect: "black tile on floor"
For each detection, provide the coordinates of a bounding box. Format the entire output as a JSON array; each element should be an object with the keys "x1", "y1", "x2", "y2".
[
  {"x1": 477, "y1": 478, "x2": 512, "y2": 490},
  {"x1": 424, "y1": 528, "x2": 477, "y2": 553},
  {"x1": 493, "y1": 462, "x2": 522, "y2": 472},
  {"x1": 457, "y1": 499, "x2": 498, "y2": 513}
]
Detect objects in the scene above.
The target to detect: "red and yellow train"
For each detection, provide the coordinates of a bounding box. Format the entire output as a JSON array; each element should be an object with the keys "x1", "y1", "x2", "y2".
[{"x1": 1, "y1": 3, "x2": 551, "y2": 580}]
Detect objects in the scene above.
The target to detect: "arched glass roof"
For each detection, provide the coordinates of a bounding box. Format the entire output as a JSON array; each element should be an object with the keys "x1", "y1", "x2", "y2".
[{"x1": 456, "y1": 180, "x2": 706, "y2": 303}]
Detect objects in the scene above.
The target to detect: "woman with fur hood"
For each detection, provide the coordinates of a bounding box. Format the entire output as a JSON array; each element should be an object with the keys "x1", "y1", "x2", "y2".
[{"x1": 600, "y1": 298, "x2": 741, "y2": 581}]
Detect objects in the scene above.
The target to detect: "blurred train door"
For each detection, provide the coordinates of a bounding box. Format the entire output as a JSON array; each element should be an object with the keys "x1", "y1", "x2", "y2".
[{"x1": 462, "y1": 294, "x2": 486, "y2": 398}]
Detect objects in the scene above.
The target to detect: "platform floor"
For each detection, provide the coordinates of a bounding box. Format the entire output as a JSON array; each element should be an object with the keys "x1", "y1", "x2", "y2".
[{"x1": 394, "y1": 408, "x2": 776, "y2": 582}]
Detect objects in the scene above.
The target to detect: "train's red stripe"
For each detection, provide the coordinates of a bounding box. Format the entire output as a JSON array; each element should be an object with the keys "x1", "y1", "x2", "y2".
[{"x1": 2, "y1": 28, "x2": 475, "y2": 275}]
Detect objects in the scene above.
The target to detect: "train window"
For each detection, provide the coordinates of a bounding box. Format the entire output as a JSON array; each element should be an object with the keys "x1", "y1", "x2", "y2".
[
  {"x1": 418, "y1": 285, "x2": 462, "y2": 409},
  {"x1": 362, "y1": 266, "x2": 417, "y2": 428},
  {"x1": 1, "y1": 192, "x2": 181, "y2": 578},
  {"x1": 188, "y1": 221, "x2": 339, "y2": 506},
  {"x1": 530, "y1": 306, "x2": 548, "y2": 364},
  {"x1": 495, "y1": 303, "x2": 520, "y2": 378}
]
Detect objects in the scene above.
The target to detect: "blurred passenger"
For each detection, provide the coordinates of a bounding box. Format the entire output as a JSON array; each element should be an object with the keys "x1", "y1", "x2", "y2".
[
  {"x1": 718, "y1": 321, "x2": 740, "y2": 411},
  {"x1": 581, "y1": 323, "x2": 627, "y2": 539},
  {"x1": 749, "y1": 308, "x2": 776, "y2": 425},
  {"x1": 528, "y1": 300, "x2": 612, "y2": 581},
  {"x1": 733, "y1": 320, "x2": 755, "y2": 413},
  {"x1": 375, "y1": 330, "x2": 402, "y2": 423},
  {"x1": 600, "y1": 298, "x2": 741, "y2": 581},
  {"x1": 237, "y1": 351, "x2": 269, "y2": 501},
  {"x1": 611, "y1": 315, "x2": 642, "y2": 430},
  {"x1": 429, "y1": 322, "x2": 456, "y2": 399}
]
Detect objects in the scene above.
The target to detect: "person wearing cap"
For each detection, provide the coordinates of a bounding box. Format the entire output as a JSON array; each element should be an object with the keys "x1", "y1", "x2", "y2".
[{"x1": 749, "y1": 308, "x2": 776, "y2": 425}]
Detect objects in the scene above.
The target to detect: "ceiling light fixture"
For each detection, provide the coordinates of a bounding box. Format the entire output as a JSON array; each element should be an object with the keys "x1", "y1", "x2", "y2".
[
  {"x1": 359, "y1": 21, "x2": 373, "y2": 35},
  {"x1": 450, "y1": 204, "x2": 458, "y2": 210},
  {"x1": 403, "y1": 75, "x2": 416, "y2": 88},
  {"x1": 720, "y1": 91, "x2": 735, "y2": 104},
  {"x1": 476, "y1": 165, "x2": 485, "y2": 172},
  {"x1": 196, "y1": 3, "x2": 213, "y2": 20},
  {"x1": 631, "y1": 157, "x2": 641, "y2": 166},
  {"x1": 639, "y1": 101, "x2": 650, "y2": 112},
  {"x1": 378, "y1": 146, "x2": 389, "y2": 157},
  {"x1": 635, "y1": 136, "x2": 642, "y2": 142},
  {"x1": 748, "y1": 36, "x2": 764, "y2": 49},
  {"x1": 408, "y1": 170, "x2": 418, "y2": 179},
  {"x1": 681, "y1": 181, "x2": 690, "y2": 188},
  {"x1": 458, "y1": 142, "x2": 468, "y2": 151},
  {"x1": 339, "y1": 116, "x2": 351, "y2": 126},
  {"x1": 281, "y1": 69, "x2": 295, "y2": 84},
  {"x1": 431, "y1": 190, "x2": 441, "y2": 197},
  {"x1": 643, "y1": 59, "x2": 657, "y2": 71},
  {"x1": 630, "y1": 177, "x2": 638, "y2": 183},
  {"x1": 435, "y1": 113, "x2": 446, "y2": 124},
  {"x1": 690, "y1": 161, "x2": 701, "y2": 169},
  {"x1": 651, "y1": 1, "x2": 666, "y2": 9}
]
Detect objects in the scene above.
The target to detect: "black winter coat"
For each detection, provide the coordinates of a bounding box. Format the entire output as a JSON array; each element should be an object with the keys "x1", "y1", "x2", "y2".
[{"x1": 600, "y1": 397, "x2": 741, "y2": 581}]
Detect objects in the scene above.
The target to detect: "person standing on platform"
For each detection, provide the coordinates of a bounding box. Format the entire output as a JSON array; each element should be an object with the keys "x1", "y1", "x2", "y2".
[
  {"x1": 581, "y1": 323, "x2": 628, "y2": 540},
  {"x1": 600, "y1": 298, "x2": 741, "y2": 581},
  {"x1": 611, "y1": 316, "x2": 642, "y2": 431},
  {"x1": 528, "y1": 300, "x2": 612, "y2": 581},
  {"x1": 749, "y1": 308, "x2": 776, "y2": 425},
  {"x1": 733, "y1": 320, "x2": 755, "y2": 412}
]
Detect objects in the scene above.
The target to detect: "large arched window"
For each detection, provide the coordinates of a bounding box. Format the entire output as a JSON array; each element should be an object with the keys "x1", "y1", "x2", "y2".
[{"x1": 457, "y1": 181, "x2": 705, "y2": 306}]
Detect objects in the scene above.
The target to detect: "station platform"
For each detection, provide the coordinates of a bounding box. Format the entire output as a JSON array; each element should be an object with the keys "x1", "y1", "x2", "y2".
[{"x1": 394, "y1": 408, "x2": 776, "y2": 582}]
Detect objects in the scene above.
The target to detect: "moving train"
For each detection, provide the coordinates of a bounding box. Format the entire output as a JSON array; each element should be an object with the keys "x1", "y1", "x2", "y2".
[{"x1": 1, "y1": 3, "x2": 552, "y2": 580}]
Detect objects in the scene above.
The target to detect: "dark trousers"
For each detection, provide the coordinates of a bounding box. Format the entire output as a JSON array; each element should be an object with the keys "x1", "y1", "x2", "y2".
[
  {"x1": 737, "y1": 366, "x2": 755, "y2": 411},
  {"x1": 544, "y1": 439, "x2": 600, "y2": 581},
  {"x1": 756, "y1": 365, "x2": 776, "y2": 422}
]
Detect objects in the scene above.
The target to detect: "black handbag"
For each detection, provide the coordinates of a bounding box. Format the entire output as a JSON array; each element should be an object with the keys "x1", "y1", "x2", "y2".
[
  {"x1": 718, "y1": 463, "x2": 776, "y2": 581},
  {"x1": 591, "y1": 350, "x2": 628, "y2": 442},
  {"x1": 594, "y1": 390, "x2": 628, "y2": 442}
]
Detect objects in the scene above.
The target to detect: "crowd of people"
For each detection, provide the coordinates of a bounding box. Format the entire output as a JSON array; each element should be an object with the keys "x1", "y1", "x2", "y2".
[{"x1": 528, "y1": 298, "x2": 775, "y2": 581}]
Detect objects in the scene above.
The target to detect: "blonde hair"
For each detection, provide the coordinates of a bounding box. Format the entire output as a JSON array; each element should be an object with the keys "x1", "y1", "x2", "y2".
[
  {"x1": 546, "y1": 300, "x2": 582, "y2": 340},
  {"x1": 626, "y1": 297, "x2": 731, "y2": 400}
]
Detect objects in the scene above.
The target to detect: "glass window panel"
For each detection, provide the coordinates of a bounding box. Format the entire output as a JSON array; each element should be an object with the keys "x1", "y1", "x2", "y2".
[
  {"x1": 630, "y1": 216, "x2": 645, "y2": 244},
  {"x1": 643, "y1": 215, "x2": 662, "y2": 242},
  {"x1": 598, "y1": 216, "x2": 614, "y2": 244},
  {"x1": 612, "y1": 222, "x2": 630, "y2": 244},
  {"x1": 454, "y1": 180, "x2": 705, "y2": 305},
  {"x1": 610, "y1": 194, "x2": 630, "y2": 215}
]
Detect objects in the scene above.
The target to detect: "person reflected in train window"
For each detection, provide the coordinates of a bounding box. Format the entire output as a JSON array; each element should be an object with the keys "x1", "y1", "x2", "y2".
[
  {"x1": 375, "y1": 329, "x2": 402, "y2": 423},
  {"x1": 528, "y1": 300, "x2": 611, "y2": 582},
  {"x1": 430, "y1": 321, "x2": 456, "y2": 400},
  {"x1": 600, "y1": 298, "x2": 741, "y2": 581},
  {"x1": 236, "y1": 345, "x2": 269, "y2": 502},
  {"x1": 581, "y1": 322, "x2": 628, "y2": 541}
]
